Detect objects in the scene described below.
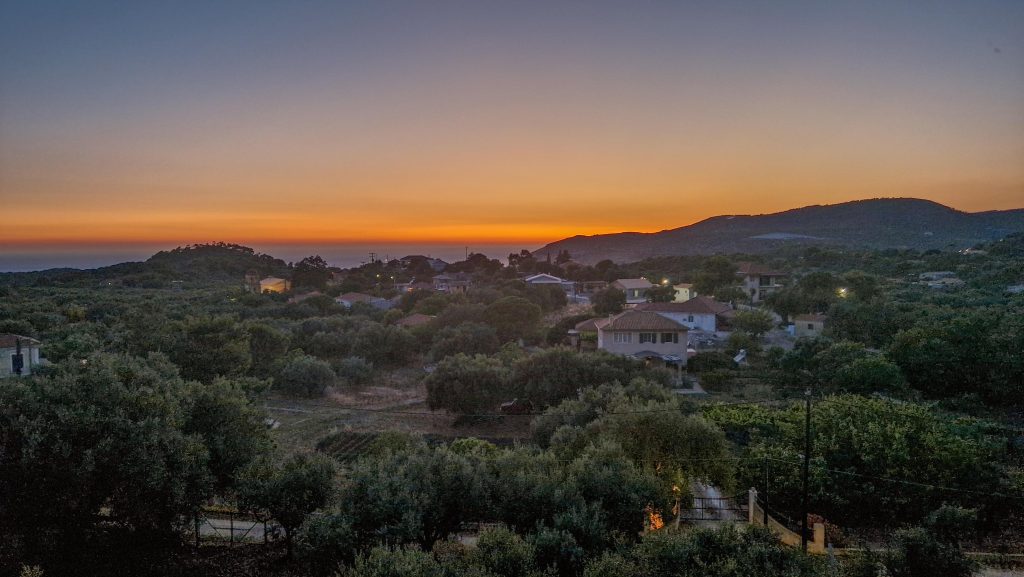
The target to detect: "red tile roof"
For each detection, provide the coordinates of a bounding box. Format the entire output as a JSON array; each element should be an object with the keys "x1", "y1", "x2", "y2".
[
  {"x1": 634, "y1": 296, "x2": 732, "y2": 315},
  {"x1": 0, "y1": 334, "x2": 40, "y2": 348},
  {"x1": 612, "y1": 278, "x2": 656, "y2": 290},
  {"x1": 602, "y1": 310, "x2": 688, "y2": 331},
  {"x1": 735, "y1": 262, "x2": 787, "y2": 277}
]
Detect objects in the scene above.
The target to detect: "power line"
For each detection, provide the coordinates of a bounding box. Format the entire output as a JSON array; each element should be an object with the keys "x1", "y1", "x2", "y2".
[
  {"x1": 263, "y1": 397, "x2": 786, "y2": 418},
  {"x1": 813, "y1": 396, "x2": 1024, "y2": 435},
  {"x1": 766, "y1": 456, "x2": 1024, "y2": 501}
]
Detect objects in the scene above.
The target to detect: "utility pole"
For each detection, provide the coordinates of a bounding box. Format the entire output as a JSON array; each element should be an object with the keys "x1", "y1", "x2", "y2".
[
  {"x1": 13, "y1": 338, "x2": 23, "y2": 376},
  {"x1": 801, "y1": 388, "x2": 812, "y2": 553},
  {"x1": 764, "y1": 453, "x2": 769, "y2": 526}
]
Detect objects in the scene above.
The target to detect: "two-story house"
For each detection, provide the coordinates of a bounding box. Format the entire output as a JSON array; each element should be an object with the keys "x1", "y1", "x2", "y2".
[
  {"x1": 595, "y1": 310, "x2": 688, "y2": 364},
  {"x1": 433, "y1": 273, "x2": 471, "y2": 294},
  {"x1": 611, "y1": 278, "x2": 656, "y2": 306},
  {"x1": 736, "y1": 262, "x2": 786, "y2": 303}
]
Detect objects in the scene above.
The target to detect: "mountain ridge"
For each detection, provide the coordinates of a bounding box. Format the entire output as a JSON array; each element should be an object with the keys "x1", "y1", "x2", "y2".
[{"x1": 534, "y1": 198, "x2": 1024, "y2": 264}]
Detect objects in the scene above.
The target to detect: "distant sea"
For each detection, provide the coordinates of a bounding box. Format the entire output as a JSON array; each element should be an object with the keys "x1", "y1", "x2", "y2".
[{"x1": 0, "y1": 243, "x2": 537, "y2": 273}]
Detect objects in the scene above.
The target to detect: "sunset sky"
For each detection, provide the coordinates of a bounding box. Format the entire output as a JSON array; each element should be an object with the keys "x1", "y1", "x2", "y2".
[{"x1": 2, "y1": 1, "x2": 1022, "y2": 251}]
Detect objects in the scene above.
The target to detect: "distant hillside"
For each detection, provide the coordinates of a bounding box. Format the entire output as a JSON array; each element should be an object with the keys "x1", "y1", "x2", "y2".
[
  {"x1": 534, "y1": 198, "x2": 1024, "y2": 264},
  {"x1": 0, "y1": 243, "x2": 290, "y2": 288}
]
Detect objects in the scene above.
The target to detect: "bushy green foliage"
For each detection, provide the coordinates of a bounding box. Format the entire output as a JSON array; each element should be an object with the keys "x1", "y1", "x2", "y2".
[
  {"x1": 591, "y1": 287, "x2": 626, "y2": 315},
  {"x1": 707, "y1": 395, "x2": 1010, "y2": 527},
  {"x1": 879, "y1": 525, "x2": 974, "y2": 577},
  {"x1": 731, "y1": 309, "x2": 775, "y2": 336},
  {"x1": 630, "y1": 524, "x2": 818, "y2": 577},
  {"x1": 237, "y1": 452, "x2": 336, "y2": 557},
  {"x1": 530, "y1": 379, "x2": 676, "y2": 447},
  {"x1": 334, "y1": 356, "x2": 375, "y2": 386},
  {"x1": 693, "y1": 256, "x2": 738, "y2": 298},
  {"x1": 509, "y1": 348, "x2": 670, "y2": 407},
  {"x1": 484, "y1": 296, "x2": 542, "y2": 342},
  {"x1": 293, "y1": 255, "x2": 331, "y2": 289},
  {"x1": 334, "y1": 524, "x2": 817, "y2": 577},
  {"x1": 168, "y1": 314, "x2": 251, "y2": 382},
  {"x1": 429, "y1": 322, "x2": 500, "y2": 361},
  {"x1": 687, "y1": 351, "x2": 736, "y2": 373},
  {"x1": 0, "y1": 353, "x2": 268, "y2": 561},
  {"x1": 276, "y1": 353, "x2": 336, "y2": 396},
  {"x1": 352, "y1": 323, "x2": 417, "y2": 367},
  {"x1": 246, "y1": 321, "x2": 291, "y2": 375},
  {"x1": 425, "y1": 354, "x2": 509, "y2": 414}
]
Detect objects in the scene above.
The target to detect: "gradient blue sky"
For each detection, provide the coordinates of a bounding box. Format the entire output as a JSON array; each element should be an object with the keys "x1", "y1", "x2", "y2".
[{"x1": 1, "y1": 0, "x2": 1022, "y2": 250}]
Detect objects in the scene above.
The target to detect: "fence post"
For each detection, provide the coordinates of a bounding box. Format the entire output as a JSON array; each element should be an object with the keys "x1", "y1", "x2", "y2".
[
  {"x1": 229, "y1": 512, "x2": 234, "y2": 546},
  {"x1": 748, "y1": 488, "x2": 756, "y2": 525},
  {"x1": 264, "y1": 520, "x2": 269, "y2": 544},
  {"x1": 194, "y1": 514, "x2": 200, "y2": 551}
]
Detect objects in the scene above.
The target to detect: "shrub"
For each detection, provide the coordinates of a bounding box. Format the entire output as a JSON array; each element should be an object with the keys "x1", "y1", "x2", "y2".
[
  {"x1": 276, "y1": 354, "x2": 335, "y2": 396},
  {"x1": 687, "y1": 352, "x2": 735, "y2": 373},
  {"x1": 334, "y1": 356, "x2": 374, "y2": 386},
  {"x1": 425, "y1": 354, "x2": 509, "y2": 415}
]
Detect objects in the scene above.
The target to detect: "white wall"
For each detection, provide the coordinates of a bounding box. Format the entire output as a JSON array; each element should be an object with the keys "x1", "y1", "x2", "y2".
[
  {"x1": 598, "y1": 330, "x2": 687, "y2": 357},
  {"x1": 651, "y1": 311, "x2": 717, "y2": 332},
  {"x1": 0, "y1": 345, "x2": 40, "y2": 378}
]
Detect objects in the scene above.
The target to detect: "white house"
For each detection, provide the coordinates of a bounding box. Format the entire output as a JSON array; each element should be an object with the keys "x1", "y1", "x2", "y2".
[
  {"x1": 433, "y1": 273, "x2": 471, "y2": 294},
  {"x1": 524, "y1": 273, "x2": 577, "y2": 297},
  {"x1": 673, "y1": 283, "x2": 696, "y2": 302},
  {"x1": 336, "y1": 292, "x2": 393, "y2": 310},
  {"x1": 0, "y1": 334, "x2": 42, "y2": 378},
  {"x1": 633, "y1": 296, "x2": 732, "y2": 333},
  {"x1": 611, "y1": 278, "x2": 656, "y2": 305},
  {"x1": 595, "y1": 310, "x2": 688, "y2": 364},
  {"x1": 794, "y1": 313, "x2": 827, "y2": 338},
  {"x1": 736, "y1": 262, "x2": 786, "y2": 303}
]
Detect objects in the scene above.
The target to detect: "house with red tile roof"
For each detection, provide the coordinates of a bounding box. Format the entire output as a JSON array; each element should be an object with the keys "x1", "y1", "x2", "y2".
[
  {"x1": 735, "y1": 262, "x2": 787, "y2": 302},
  {"x1": 634, "y1": 296, "x2": 733, "y2": 333},
  {"x1": 595, "y1": 310, "x2": 688, "y2": 364}
]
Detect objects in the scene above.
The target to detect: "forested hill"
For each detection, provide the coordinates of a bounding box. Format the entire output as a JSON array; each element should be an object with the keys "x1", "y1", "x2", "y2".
[
  {"x1": 0, "y1": 243, "x2": 290, "y2": 288},
  {"x1": 534, "y1": 198, "x2": 1024, "y2": 264}
]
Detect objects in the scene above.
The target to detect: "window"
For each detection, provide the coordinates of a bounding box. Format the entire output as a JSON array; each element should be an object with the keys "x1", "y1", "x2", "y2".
[
  {"x1": 688, "y1": 315, "x2": 694, "y2": 322},
  {"x1": 661, "y1": 332, "x2": 678, "y2": 344},
  {"x1": 639, "y1": 333, "x2": 656, "y2": 344},
  {"x1": 807, "y1": 323, "x2": 815, "y2": 330},
  {"x1": 614, "y1": 332, "x2": 633, "y2": 344}
]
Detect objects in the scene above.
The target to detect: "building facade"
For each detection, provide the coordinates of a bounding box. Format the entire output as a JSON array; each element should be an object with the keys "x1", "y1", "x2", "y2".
[
  {"x1": 0, "y1": 334, "x2": 42, "y2": 378},
  {"x1": 595, "y1": 310, "x2": 688, "y2": 363},
  {"x1": 611, "y1": 278, "x2": 656, "y2": 305},
  {"x1": 736, "y1": 262, "x2": 786, "y2": 303},
  {"x1": 633, "y1": 297, "x2": 732, "y2": 333}
]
